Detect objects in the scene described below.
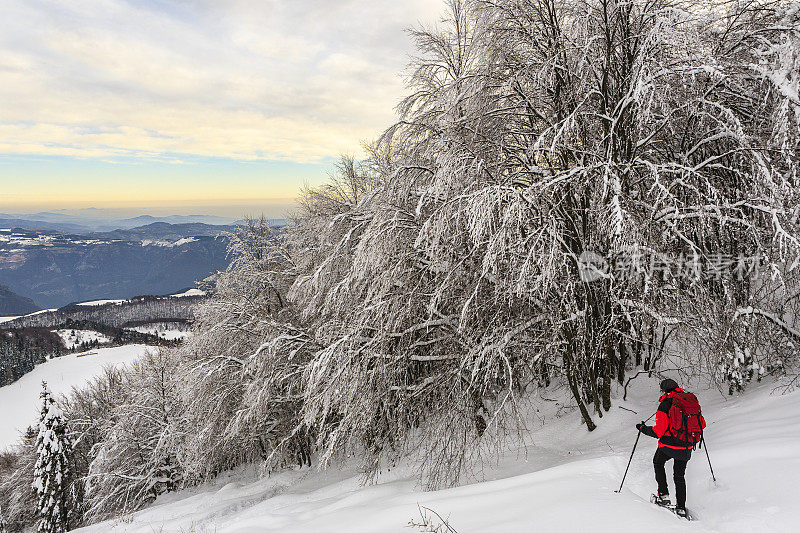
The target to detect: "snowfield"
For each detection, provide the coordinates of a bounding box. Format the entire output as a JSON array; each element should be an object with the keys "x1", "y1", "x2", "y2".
[
  {"x1": 21, "y1": 309, "x2": 58, "y2": 317},
  {"x1": 0, "y1": 344, "x2": 150, "y2": 448},
  {"x1": 171, "y1": 288, "x2": 206, "y2": 298},
  {"x1": 75, "y1": 299, "x2": 126, "y2": 307},
  {"x1": 71, "y1": 379, "x2": 800, "y2": 533},
  {"x1": 55, "y1": 329, "x2": 113, "y2": 349},
  {"x1": 127, "y1": 324, "x2": 193, "y2": 341},
  {"x1": 141, "y1": 237, "x2": 199, "y2": 248}
]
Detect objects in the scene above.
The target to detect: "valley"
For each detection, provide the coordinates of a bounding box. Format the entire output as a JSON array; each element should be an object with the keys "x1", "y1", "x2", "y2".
[
  {"x1": 0, "y1": 344, "x2": 150, "y2": 448},
  {"x1": 0, "y1": 224, "x2": 232, "y2": 310},
  {"x1": 0, "y1": 291, "x2": 203, "y2": 388}
]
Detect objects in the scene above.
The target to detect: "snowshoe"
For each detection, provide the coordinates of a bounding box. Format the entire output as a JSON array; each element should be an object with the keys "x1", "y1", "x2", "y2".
[
  {"x1": 674, "y1": 507, "x2": 697, "y2": 521},
  {"x1": 650, "y1": 495, "x2": 696, "y2": 521},
  {"x1": 650, "y1": 493, "x2": 671, "y2": 507}
]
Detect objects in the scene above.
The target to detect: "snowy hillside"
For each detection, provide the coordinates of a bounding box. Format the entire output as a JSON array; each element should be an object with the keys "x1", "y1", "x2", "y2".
[
  {"x1": 72, "y1": 381, "x2": 800, "y2": 533},
  {"x1": 55, "y1": 329, "x2": 113, "y2": 349},
  {"x1": 0, "y1": 344, "x2": 149, "y2": 448},
  {"x1": 126, "y1": 324, "x2": 193, "y2": 341}
]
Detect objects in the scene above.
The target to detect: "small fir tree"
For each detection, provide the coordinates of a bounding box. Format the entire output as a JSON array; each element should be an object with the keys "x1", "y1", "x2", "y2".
[{"x1": 32, "y1": 382, "x2": 72, "y2": 533}]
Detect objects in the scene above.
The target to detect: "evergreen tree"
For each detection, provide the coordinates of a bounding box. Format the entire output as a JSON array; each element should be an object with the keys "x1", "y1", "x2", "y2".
[{"x1": 32, "y1": 382, "x2": 72, "y2": 533}]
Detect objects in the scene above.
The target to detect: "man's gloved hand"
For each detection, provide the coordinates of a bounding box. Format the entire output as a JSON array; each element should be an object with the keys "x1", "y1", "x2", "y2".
[{"x1": 636, "y1": 422, "x2": 646, "y2": 432}]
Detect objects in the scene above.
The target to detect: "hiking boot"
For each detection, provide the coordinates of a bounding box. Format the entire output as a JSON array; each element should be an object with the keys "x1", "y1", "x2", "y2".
[
  {"x1": 675, "y1": 507, "x2": 688, "y2": 519},
  {"x1": 651, "y1": 493, "x2": 670, "y2": 507}
]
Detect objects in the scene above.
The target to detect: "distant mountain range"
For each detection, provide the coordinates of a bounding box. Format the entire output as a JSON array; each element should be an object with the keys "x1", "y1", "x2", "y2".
[
  {"x1": 90, "y1": 222, "x2": 238, "y2": 241},
  {"x1": 0, "y1": 210, "x2": 274, "y2": 234},
  {"x1": 0, "y1": 217, "x2": 91, "y2": 233},
  {"x1": 0, "y1": 284, "x2": 40, "y2": 315},
  {"x1": 0, "y1": 220, "x2": 282, "y2": 310}
]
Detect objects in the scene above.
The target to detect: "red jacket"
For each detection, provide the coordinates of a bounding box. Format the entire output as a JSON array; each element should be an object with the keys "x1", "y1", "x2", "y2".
[{"x1": 645, "y1": 388, "x2": 707, "y2": 449}]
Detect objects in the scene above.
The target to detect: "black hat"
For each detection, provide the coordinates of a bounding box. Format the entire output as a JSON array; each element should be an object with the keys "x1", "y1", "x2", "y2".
[{"x1": 660, "y1": 378, "x2": 679, "y2": 392}]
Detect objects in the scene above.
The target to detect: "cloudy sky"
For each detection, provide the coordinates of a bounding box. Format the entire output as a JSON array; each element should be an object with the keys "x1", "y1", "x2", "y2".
[{"x1": 0, "y1": 0, "x2": 441, "y2": 216}]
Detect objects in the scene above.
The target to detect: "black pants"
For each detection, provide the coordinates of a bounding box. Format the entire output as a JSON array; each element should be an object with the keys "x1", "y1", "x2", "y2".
[{"x1": 653, "y1": 447, "x2": 691, "y2": 508}]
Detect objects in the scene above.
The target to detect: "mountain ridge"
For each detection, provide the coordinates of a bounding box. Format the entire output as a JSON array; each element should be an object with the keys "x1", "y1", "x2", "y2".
[
  {"x1": 0, "y1": 284, "x2": 40, "y2": 316},
  {"x1": 0, "y1": 223, "x2": 241, "y2": 308},
  {"x1": 0, "y1": 212, "x2": 262, "y2": 234}
]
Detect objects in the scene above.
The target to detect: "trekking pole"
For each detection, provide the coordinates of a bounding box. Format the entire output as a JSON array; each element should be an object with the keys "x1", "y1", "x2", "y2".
[
  {"x1": 701, "y1": 435, "x2": 717, "y2": 483},
  {"x1": 614, "y1": 412, "x2": 656, "y2": 493}
]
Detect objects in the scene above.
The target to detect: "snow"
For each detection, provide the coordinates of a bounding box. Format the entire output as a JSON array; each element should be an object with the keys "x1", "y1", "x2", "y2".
[
  {"x1": 75, "y1": 299, "x2": 126, "y2": 307},
  {"x1": 18, "y1": 309, "x2": 59, "y2": 318},
  {"x1": 71, "y1": 379, "x2": 800, "y2": 533},
  {"x1": 0, "y1": 345, "x2": 150, "y2": 449},
  {"x1": 171, "y1": 288, "x2": 206, "y2": 298},
  {"x1": 127, "y1": 325, "x2": 193, "y2": 340},
  {"x1": 55, "y1": 329, "x2": 113, "y2": 349},
  {"x1": 0, "y1": 234, "x2": 56, "y2": 246},
  {"x1": 0, "y1": 316, "x2": 20, "y2": 324},
  {"x1": 141, "y1": 238, "x2": 198, "y2": 248}
]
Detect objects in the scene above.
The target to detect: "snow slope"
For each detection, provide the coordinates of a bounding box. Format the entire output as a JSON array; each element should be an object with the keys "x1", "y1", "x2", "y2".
[
  {"x1": 72, "y1": 379, "x2": 800, "y2": 533},
  {"x1": 0, "y1": 344, "x2": 150, "y2": 448},
  {"x1": 127, "y1": 325, "x2": 193, "y2": 340},
  {"x1": 171, "y1": 288, "x2": 206, "y2": 298},
  {"x1": 55, "y1": 329, "x2": 113, "y2": 349},
  {"x1": 75, "y1": 299, "x2": 126, "y2": 307}
]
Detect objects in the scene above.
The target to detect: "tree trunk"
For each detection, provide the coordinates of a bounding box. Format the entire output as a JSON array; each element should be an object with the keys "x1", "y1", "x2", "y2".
[
  {"x1": 564, "y1": 329, "x2": 596, "y2": 431},
  {"x1": 602, "y1": 343, "x2": 613, "y2": 412},
  {"x1": 617, "y1": 338, "x2": 628, "y2": 384}
]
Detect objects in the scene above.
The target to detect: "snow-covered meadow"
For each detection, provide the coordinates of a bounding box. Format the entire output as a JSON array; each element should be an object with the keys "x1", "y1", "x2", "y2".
[
  {"x1": 75, "y1": 300, "x2": 127, "y2": 307},
  {"x1": 126, "y1": 324, "x2": 193, "y2": 341},
  {"x1": 69, "y1": 380, "x2": 800, "y2": 533},
  {"x1": 0, "y1": 345, "x2": 149, "y2": 448},
  {"x1": 54, "y1": 329, "x2": 113, "y2": 350}
]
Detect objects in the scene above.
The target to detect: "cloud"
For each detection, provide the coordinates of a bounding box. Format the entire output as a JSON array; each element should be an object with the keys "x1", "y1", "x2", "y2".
[{"x1": 0, "y1": 0, "x2": 443, "y2": 163}]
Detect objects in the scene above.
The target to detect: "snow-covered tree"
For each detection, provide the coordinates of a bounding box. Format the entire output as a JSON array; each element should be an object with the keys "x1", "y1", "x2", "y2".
[
  {"x1": 275, "y1": 0, "x2": 800, "y2": 485},
  {"x1": 179, "y1": 207, "x2": 352, "y2": 478},
  {"x1": 83, "y1": 350, "x2": 184, "y2": 521},
  {"x1": 33, "y1": 382, "x2": 72, "y2": 533},
  {"x1": 156, "y1": 0, "x2": 800, "y2": 489},
  {"x1": 0, "y1": 428, "x2": 37, "y2": 532}
]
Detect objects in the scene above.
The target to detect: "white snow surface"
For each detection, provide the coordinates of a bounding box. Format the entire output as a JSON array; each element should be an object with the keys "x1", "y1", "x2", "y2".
[
  {"x1": 22, "y1": 309, "x2": 58, "y2": 317},
  {"x1": 72, "y1": 379, "x2": 800, "y2": 533},
  {"x1": 0, "y1": 344, "x2": 150, "y2": 449},
  {"x1": 0, "y1": 316, "x2": 20, "y2": 324},
  {"x1": 75, "y1": 299, "x2": 126, "y2": 307},
  {"x1": 141, "y1": 237, "x2": 198, "y2": 248},
  {"x1": 55, "y1": 329, "x2": 113, "y2": 349},
  {"x1": 171, "y1": 288, "x2": 206, "y2": 298},
  {"x1": 127, "y1": 325, "x2": 193, "y2": 340}
]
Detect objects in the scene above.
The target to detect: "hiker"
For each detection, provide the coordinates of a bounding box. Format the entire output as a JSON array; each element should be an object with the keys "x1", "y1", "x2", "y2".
[{"x1": 636, "y1": 378, "x2": 706, "y2": 518}]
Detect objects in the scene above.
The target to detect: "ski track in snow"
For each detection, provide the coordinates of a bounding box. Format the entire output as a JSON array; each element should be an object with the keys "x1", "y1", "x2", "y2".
[
  {"x1": 0, "y1": 344, "x2": 150, "y2": 448},
  {"x1": 68, "y1": 379, "x2": 800, "y2": 533}
]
